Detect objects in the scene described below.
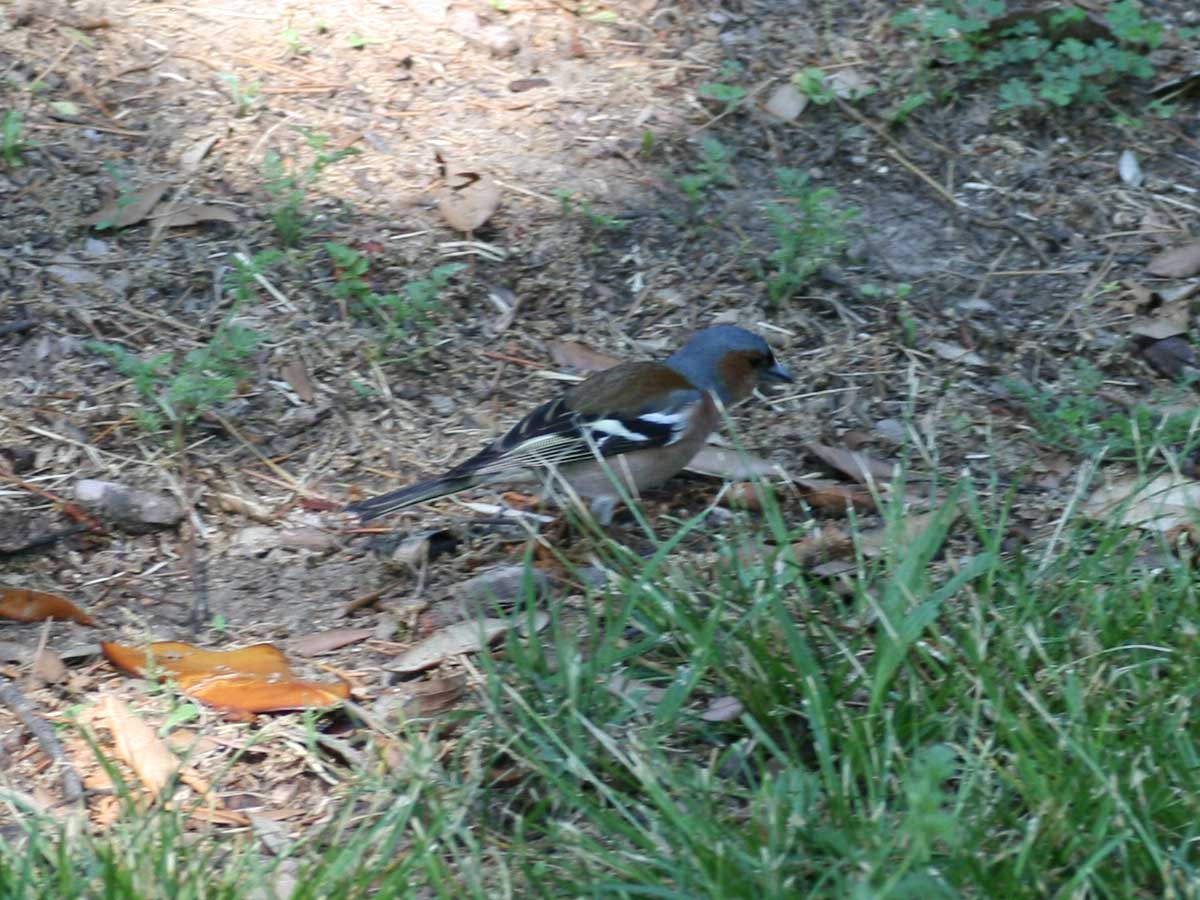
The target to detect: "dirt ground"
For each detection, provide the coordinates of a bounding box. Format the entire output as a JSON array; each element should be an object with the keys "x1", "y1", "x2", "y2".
[{"x1": 1, "y1": 0, "x2": 1198, "y2": 830}]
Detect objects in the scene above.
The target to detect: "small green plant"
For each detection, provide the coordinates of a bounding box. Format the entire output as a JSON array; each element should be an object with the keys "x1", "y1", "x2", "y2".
[
  {"x1": 282, "y1": 27, "x2": 312, "y2": 56},
  {"x1": 862, "y1": 282, "x2": 917, "y2": 343},
  {"x1": 217, "y1": 73, "x2": 261, "y2": 118},
  {"x1": 677, "y1": 137, "x2": 735, "y2": 207},
  {"x1": 1006, "y1": 359, "x2": 1200, "y2": 460},
  {"x1": 639, "y1": 129, "x2": 656, "y2": 159},
  {"x1": 556, "y1": 190, "x2": 628, "y2": 234},
  {"x1": 894, "y1": 0, "x2": 1180, "y2": 114},
  {"x1": 759, "y1": 168, "x2": 854, "y2": 303},
  {"x1": 0, "y1": 110, "x2": 34, "y2": 167},
  {"x1": 87, "y1": 253, "x2": 277, "y2": 433},
  {"x1": 326, "y1": 242, "x2": 463, "y2": 345},
  {"x1": 697, "y1": 82, "x2": 747, "y2": 112},
  {"x1": 888, "y1": 90, "x2": 933, "y2": 123},
  {"x1": 792, "y1": 67, "x2": 839, "y2": 104},
  {"x1": 697, "y1": 60, "x2": 748, "y2": 113},
  {"x1": 87, "y1": 324, "x2": 261, "y2": 433},
  {"x1": 262, "y1": 130, "x2": 361, "y2": 247}
]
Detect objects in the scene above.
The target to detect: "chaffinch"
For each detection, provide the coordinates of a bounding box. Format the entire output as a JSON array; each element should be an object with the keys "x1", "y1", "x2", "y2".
[{"x1": 346, "y1": 325, "x2": 792, "y2": 524}]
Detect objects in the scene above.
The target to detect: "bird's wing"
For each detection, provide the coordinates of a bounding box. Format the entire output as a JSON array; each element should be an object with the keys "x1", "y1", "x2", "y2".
[{"x1": 447, "y1": 362, "x2": 705, "y2": 478}]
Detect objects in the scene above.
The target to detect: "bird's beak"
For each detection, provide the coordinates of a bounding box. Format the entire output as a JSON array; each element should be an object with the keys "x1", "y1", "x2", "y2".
[{"x1": 762, "y1": 361, "x2": 794, "y2": 384}]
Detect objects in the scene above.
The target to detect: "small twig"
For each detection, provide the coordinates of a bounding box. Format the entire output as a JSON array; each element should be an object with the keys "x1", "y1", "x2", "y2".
[
  {"x1": 0, "y1": 472, "x2": 105, "y2": 532},
  {"x1": 231, "y1": 252, "x2": 297, "y2": 311},
  {"x1": 238, "y1": 466, "x2": 331, "y2": 501},
  {"x1": 31, "y1": 34, "x2": 81, "y2": 88},
  {"x1": 340, "y1": 580, "x2": 408, "y2": 617},
  {"x1": 29, "y1": 119, "x2": 147, "y2": 139},
  {"x1": 0, "y1": 677, "x2": 84, "y2": 809},
  {"x1": 206, "y1": 411, "x2": 309, "y2": 492},
  {"x1": 480, "y1": 350, "x2": 544, "y2": 369}
]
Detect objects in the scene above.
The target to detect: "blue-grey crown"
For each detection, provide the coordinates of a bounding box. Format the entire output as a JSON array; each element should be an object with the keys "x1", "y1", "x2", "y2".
[{"x1": 664, "y1": 325, "x2": 774, "y2": 403}]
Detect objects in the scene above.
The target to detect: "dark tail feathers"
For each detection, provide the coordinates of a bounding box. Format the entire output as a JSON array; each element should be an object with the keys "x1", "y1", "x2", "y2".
[{"x1": 345, "y1": 476, "x2": 474, "y2": 521}]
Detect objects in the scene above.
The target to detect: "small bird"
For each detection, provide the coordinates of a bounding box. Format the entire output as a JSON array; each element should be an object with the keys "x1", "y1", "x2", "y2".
[{"x1": 346, "y1": 325, "x2": 792, "y2": 524}]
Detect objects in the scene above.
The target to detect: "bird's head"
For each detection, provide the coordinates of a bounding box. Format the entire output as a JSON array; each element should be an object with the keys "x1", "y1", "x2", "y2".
[{"x1": 665, "y1": 325, "x2": 793, "y2": 405}]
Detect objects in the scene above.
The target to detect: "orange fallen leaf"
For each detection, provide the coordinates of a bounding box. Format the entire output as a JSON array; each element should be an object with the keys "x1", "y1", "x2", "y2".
[
  {"x1": 789, "y1": 525, "x2": 854, "y2": 566},
  {"x1": 101, "y1": 641, "x2": 290, "y2": 678},
  {"x1": 722, "y1": 482, "x2": 766, "y2": 511},
  {"x1": 177, "y1": 673, "x2": 350, "y2": 712},
  {"x1": 796, "y1": 478, "x2": 875, "y2": 513},
  {"x1": 102, "y1": 640, "x2": 350, "y2": 713},
  {"x1": 0, "y1": 587, "x2": 96, "y2": 626}
]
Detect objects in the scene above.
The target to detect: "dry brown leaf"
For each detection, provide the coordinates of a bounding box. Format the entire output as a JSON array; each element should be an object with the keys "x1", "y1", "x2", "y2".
[
  {"x1": 855, "y1": 510, "x2": 953, "y2": 559},
  {"x1": 156, "y1": 204, "x2": 239, "y2": 228},
  {"x1": 687, "y1": 446, "x2": 786, "y2": 481},
  {"x1": 280, "y1": 359, "x2": 315, "y2": 402},
  {"x1": 47, "y1": 263, "x2": 98, "y2": 285},
  {"x1": 1081, "y1": 472, "x2": 1200, "y2": 533},
  {"x1": 548, "y1": 340, "x2": 623, "y2": 373},
  {"x1": 84, "y1": 182, "x2": 170, "y2": 230},
  {"x1": 1141, "y1": 336, "x2": 1199, "y2": 381},
  {"x1": 189, "y1": 806, "x2": 252, "y2": 827},
  {"x1": 286, "y1": 627, "x2": 373, "y2": 657},
  {"x1": 377, "y1": 674, "x2": 467, "y2": 720},
  {"x1": 699, "y1": 695, "x2": 744, "y2": 722},
  {"x1": 179, "y1": 134, "x2": 221, "y2": 172},
  {"x1": 790, "y1": 525, "x2": 854, "y2": 566},
  {"x1": 827, "y1": 68, "x2": 871, "y2": 100},
  {"x1": 930, "y1": 341, "x2": 987, "y2": 367},
  {"x1": 1146, "y1": 238, "x2": 1200, "y2": 278},
  {"x1": 212, "y1": 491, "x2": 276, "y2": 524},
  {"x1": 437, "y1": 169, "x2": 501, "y2": 232},
  {"x1": 606, "y1": 673, "x2": 667, "y2": 705},
  {"x1": 1129, "y1": 309, "x2": 1189, "y2": 340},
  {"x1": 722, "y1": 481, "x2": 765, "y2": 511},
  {"x1": 811, "y1": 559, "x2": 858, "y2": 578},
  {"x1": 763, "y1": 82, "x2": 807, "y2": 121},
  {"x1": 164, "y1": 729, "x2": 223, "y2": 757},
  {"x1": 0, "y1": 587, "x2": 96, "y2": 626},
  {"x1": 1118, "y1": 149, "x2": 1143, "y2": 188},
  {"x1": 386, "y1": 618, "x2": 512, "y2": 673},
  {"x1": 31, "y1": 647, "x2": 68, "y2": 685},
  {"x1": 102, "y1": 695, "x2": 179, "y2": 798},
  {"x1": 806, "y1": 443, "x2": 896, "y2": 485}
]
